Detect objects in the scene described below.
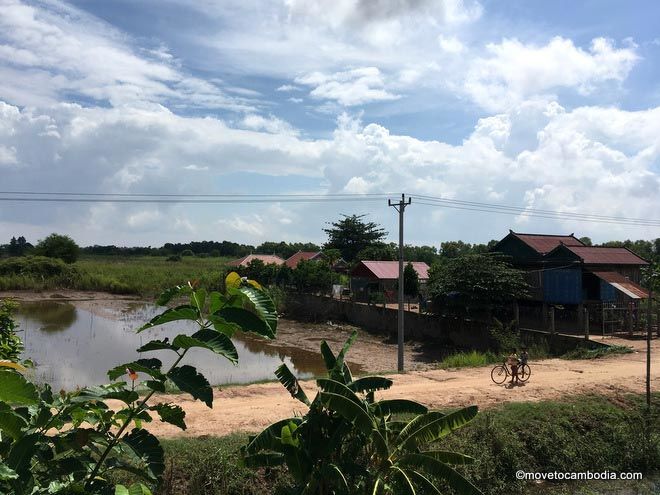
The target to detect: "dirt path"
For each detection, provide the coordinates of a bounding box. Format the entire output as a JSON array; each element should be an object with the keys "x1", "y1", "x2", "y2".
[{"x1": 144, "y1": 338, "x2": 660, "y2": 438}]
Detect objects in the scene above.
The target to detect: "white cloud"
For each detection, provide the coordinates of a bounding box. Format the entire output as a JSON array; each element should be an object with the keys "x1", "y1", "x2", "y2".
[
  {"x1": 0, "y1": 144, "x2": 17, "y2": 165},
  {"x1": 438, "y1": 35, "x2": 465, "y2": 53},
  {"x1": 465, "y1": 37, "x2": 639, "y2": 111},
  {"x1": 0, "y1": 0, "x2": 251, "y2": 110},
  {"x1": 295, "y1": 67, "x2": 399, "y2": 106}
]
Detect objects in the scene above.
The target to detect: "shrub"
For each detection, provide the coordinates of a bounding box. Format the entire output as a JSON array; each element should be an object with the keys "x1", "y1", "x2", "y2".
[
  {"x1": 181, "y1": 249, "x2": 194, "y2": 257},
  {"x1": 34, "y1": 233, "x2": 80, "y2": 263}
]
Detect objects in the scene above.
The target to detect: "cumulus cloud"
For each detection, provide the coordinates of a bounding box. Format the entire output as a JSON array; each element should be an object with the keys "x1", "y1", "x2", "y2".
[
  {"x1": 295, "y1": 67, "x2": 399, "y2": 106},
  {"x1": 0, "y1": 0, "x2": 251, "y2": 110},
  {"x1": 464, "y1": 37, "x2": 639, "y2": 111}
]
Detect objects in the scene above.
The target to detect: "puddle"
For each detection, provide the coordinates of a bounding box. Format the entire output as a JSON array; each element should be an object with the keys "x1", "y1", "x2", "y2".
[{"x1": 16, "y1": 301, "x2": 328, "y2": 391}]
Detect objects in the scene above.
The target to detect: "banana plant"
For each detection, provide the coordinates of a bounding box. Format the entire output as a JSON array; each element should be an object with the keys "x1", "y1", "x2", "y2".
[
  {"x1": 0, "y1": 273, "x2": 277, "y2": 495},
  {"x1": 243, "y1": 331, "x2": 482, "y2": 495}
]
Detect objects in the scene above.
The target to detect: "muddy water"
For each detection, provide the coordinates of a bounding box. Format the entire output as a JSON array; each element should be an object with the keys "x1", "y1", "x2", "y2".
[{"x1": 16, "y1": 301, "x2": 328, "y2": 390}]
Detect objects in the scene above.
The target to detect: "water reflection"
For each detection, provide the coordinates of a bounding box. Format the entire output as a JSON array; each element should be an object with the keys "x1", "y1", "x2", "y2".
[
  {"x1": 16, "y1": 301, "x2": 77, "y2": 332},
  {"x1": 17, "y1": 301, "x2": 328, "y2": 391}
]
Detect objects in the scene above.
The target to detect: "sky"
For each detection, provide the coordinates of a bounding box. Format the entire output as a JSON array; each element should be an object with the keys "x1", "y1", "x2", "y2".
[{"x1": 0, "y1": 0, "x2": 659, "y2": 248}]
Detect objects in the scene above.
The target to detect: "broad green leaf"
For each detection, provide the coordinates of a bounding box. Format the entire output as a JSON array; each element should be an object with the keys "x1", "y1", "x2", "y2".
[
  {"x1": 136, "y1": 340, "x2": 178, "y2": 352},
  {"x1": 128, "y1": 483, "x2": 154, "y2": 495},
  {"x1": 399, "y1": 454, "x2": 482, "y2": 495},
  {"x1": 238, "y1": 285, "x2": 277, "y2": 335},
  {"x1": 0, "y1": 463, "x2": 18, "y2": 481},
  {"x1": 321, "y1": 463, "x2": 349, "y2": 494},
  {"x1": 348, "y1": 376, "x2": 393, "y2": 394},
  {"x1": 208, "y1": 314, "x2": 239, "y2": 337},
  {"x1": 150, "y1": 403, "x2": 186, "y2": 430},
  {"x1": 172, "y1": 329, "x2": 238, "y2": 363},
  {"x1": 0, "y1": 370, "x2": 38, "y2": 405},
  {"x1": 225, "y1": 271, "x2": 242, "y2": 288},
  {"x1": 216, "y1": 307, "x2": 274, "y2": 339},
  {"x1": 6, "y1": 432, "x2": 38, "y2": 478},
  {"x1": 167, "y1": 365, "x2": 213, "y2": 407},
  {"x1": 77, "y1": 385, "x2": 139, "y2": 405},
  {"x1": 396, "y1": 406, "x2": 478, "y2": 450},
  {"x1": 319, "y1": 392, "x2": 375, "y2": 435},
  {"x1": 190, "y1": 288, "x2": 207, "y2": 312},
  {"x1": 320, "y1": 340, "x2": 336, "y2": 371},
  {"x1": 420, "y1": 450, "x2": 476, "y2": 465},
  {"x1": 156, "y1": 285, "x2": 192, "y2": 306},
  {"x1": 0, "y1": 407, "x2": 27, "y2": 439},
  {"x1": 208, "y1": 291, "x2": 224, "y2": 314},
  {"x1": 137, "y1": 305, "x2": 199, "y2": 332},
  {"x1": 244, "y1": 417, "x2": 303, "y2": 453},
  {"x1": 317, "y1": 379, "x2": 364, "y2": 407},
  {"x1": 0, "y1": 360, "x2": 25, "y2": 372},
  {"x1": 280, "y1": 422, "x2": 299, "y2": 447},
  {"x1": 333, "y1": 331, "x2": 357, "y2": 376},
  {"x1": 373, "y1": 399, "x2": 428, "y2": 417},
  {"x1": 115, "y1": 486, "x2": 130, "y2": 495},
  {"x1": 144, "y1": 380, "x2": 166, "y2": 393},
  {"x1": 108, "y1": 359, "x2": 165, "y2": 381},
  {"x1": 275, "y1": 364, "x2": 310, "y2": 406},
  {"x1": 122, "y1": 428, "x2": 165, "y2": 480}
]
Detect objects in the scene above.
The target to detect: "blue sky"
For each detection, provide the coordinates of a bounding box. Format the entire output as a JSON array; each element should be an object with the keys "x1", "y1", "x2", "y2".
[{"x1": 0, "y1": 0, "x2": 659, "y2": 247}]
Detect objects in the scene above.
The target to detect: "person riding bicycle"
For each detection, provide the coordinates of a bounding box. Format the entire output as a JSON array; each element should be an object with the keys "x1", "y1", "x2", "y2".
[
  {"x1": 519, "y1": 348, "x2": 529, "y2": 366},
  {"x1": 506, "y1": 349, "x2": 520, "y2": 384}
]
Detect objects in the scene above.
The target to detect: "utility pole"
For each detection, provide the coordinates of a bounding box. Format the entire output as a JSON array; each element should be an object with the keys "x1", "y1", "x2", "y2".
[
  {"x1": 647, "y1": 290, "x2": 653, "y2": 409},
  {"x1": 389, "y1": 193, "x2": 411, "y2": 372}
]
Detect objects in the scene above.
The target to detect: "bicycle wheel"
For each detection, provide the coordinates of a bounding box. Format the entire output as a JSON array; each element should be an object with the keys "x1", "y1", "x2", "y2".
[
  {"x1": 518, "y1": 364, "x2": 531, "y2": 382},
  {"x1": 491, "y1": 365, "x2": 508, "y2": 385}
]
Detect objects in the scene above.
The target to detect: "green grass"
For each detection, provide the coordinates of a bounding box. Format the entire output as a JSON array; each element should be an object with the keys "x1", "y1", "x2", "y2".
[
  {"x1": 439, "y1": 350, "x2": 500, "y2": 368},
  {"x1": 0, "y1": 255, "x2": 233, "y2": 296},
  {"x1": 561, "y1": 345, "x2": 634, "y2": 360},
  {"x1": 440, "y1": 393, "x2": 660, "y2": 495}
]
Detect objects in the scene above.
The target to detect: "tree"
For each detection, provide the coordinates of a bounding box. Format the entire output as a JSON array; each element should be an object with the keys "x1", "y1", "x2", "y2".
[
  {"x1": 428, "y1": 254, "x2": 528, "y2": 314},
  {"x1": 34, "y1": 233, "x2": 80, "y2": 263},
  {"x1": 323, "y1": 214, "x2": 388, "y2": 262},
  {"x1": 7, "y1": 236, "x2": 31, "y2": 257},
  {"x1": 579, "y1": 236, "x2": 593, "y2": 246},
  {"x1": 356, "y1": 243, "x2": 396, "y2": 261},
  {"x1": 403, "y1": 262, "x2": 420, "y2": 298}
]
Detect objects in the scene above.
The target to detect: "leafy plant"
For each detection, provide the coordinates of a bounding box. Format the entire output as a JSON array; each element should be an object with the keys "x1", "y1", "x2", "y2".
[
  {"x1": 0, "y1": 272, "x2": 277, "y2": 494},
  {"x1": 244, "y1": 332, "x2": 482, "y2": 494},
  {"x1": 0, "y1": 299, "x2": 23, "y2": 363}
]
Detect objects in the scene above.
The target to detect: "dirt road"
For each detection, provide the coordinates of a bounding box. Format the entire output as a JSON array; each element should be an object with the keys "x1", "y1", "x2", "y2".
[{"x1": 145, "y1": 337, "x2": 660, "y2": 438}]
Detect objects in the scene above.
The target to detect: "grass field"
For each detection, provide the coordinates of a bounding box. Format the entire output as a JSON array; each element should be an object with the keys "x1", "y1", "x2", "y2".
[{"x1": 0, "y1": 255, "x2": 232, "y2": 295}]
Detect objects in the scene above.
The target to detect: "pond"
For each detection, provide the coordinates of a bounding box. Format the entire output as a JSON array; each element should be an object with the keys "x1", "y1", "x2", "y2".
[{"x1": 16, "y1": 300, "x2": 328, "y2": 391}]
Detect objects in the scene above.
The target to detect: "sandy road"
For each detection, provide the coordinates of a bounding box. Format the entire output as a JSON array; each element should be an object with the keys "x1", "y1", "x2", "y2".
[{"x1": 144, "y1": 337, "x2": 660, "y2": 438}]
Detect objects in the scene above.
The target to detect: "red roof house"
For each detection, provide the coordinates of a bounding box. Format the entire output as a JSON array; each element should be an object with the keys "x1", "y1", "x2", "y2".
[
  {"x1": 226, "y1": 254, "x2": 285, "y2": 267},
  {"x1": 285, "y1": 251, "x2": 324, "y2": 268}
]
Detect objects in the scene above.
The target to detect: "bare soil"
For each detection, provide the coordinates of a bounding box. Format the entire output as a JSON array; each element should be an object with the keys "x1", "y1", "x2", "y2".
[{"x1": 143, "y1": 336, "x2": 660, "y2": 438}]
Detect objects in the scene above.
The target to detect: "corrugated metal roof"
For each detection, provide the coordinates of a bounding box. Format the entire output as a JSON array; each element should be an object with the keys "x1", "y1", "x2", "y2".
[
  {"x1": 354, "y1": 261, "x2": 430, "y2": 280},
  {"x1": 589, "y1": 271, "x2": 649, "y2": 299},
  {"x1": 564, "y1": 246, "x2": 649, "y2": 265},
  {"x1": 285, "y1": 251, "x2": 322, "y2": 268},
  {"x1": 512, "y1": 232, "x2": 584, "y2": 254},
  {"x1": 227, "y1": 254, "x2": 285, "y2": 267}
]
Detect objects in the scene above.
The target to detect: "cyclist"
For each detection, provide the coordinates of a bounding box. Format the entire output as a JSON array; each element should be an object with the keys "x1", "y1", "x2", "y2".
[{"x1": 506, "y1": 349, "x2": 520, "y2": 384}]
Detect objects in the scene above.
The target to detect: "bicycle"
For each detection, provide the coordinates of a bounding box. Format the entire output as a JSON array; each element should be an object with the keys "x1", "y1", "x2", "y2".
[{"x1": 490, "y1": 361, "x2": 531, "y2": 384}]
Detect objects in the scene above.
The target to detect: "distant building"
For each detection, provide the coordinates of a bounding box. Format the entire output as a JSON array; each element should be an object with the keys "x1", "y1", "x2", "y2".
[
  {"x1": 226, "y1": 254, "x2": 285, "y2": 267},
  {"x1": 492, "y1": 230, "x2": 649, "y2": 305},
  {"x1": 350, "y1": 260, "x2": 430, "y2": 303},
  {"x1": 285, "y1": 251, "x2": 324, "y2": 268}
]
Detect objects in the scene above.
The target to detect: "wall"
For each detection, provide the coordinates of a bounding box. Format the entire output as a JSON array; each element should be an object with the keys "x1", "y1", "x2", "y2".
[{"x1": 285, "y1": 294, "x2": 607, "y2": 353}]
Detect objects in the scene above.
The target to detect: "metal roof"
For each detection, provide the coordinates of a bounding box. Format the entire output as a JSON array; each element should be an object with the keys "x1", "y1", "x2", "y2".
[
  {"x1": 352, "y1": 261, "x2": 430, "y2": 280},
  {"x1": 563, "y1": 246, "x2": 649, "y2": 265},
  {"x1": 511, "y1": 232, "x2": 584, "y2": 254},
  {"x1": 285, "y1": 251, "x2": 323, "y2": 268},
  {"x1": 227, "y1": 254, "x2": 285, "y2": 267},
  {"x1": 589, "y1": 271, "x2": 649, "y2": 299}
]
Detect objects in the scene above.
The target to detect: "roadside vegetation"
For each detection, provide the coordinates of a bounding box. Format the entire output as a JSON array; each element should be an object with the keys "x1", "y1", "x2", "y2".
[{"x1": 111, "y1": 394, "x2": 659, "y2": 495}]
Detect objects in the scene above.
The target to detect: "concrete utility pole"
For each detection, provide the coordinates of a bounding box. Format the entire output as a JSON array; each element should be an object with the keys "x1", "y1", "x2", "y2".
[
  {"x1": 389, "y1": 193, "x2": 411, "y2": 372},
  {"x1": 647, "y1": 291, "x2": 653, "y2": 409}
]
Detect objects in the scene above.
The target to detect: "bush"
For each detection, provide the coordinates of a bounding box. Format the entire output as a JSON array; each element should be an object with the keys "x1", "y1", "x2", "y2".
[
  {"x1": 34, "y1": 233, "x2": 80, "y2": 263},
  {"x1": 439, "y1": 350, "x2": 499, "y2": 369},
  {"x1": 181, "y1": 249, "x2": 194, "y2": 257},
  {"x1": 0, "y1": 299, "x2": 23, "y2": 362},
  {"x1": 167, "y1": 254, "x2": 182, "y2": 262}
]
